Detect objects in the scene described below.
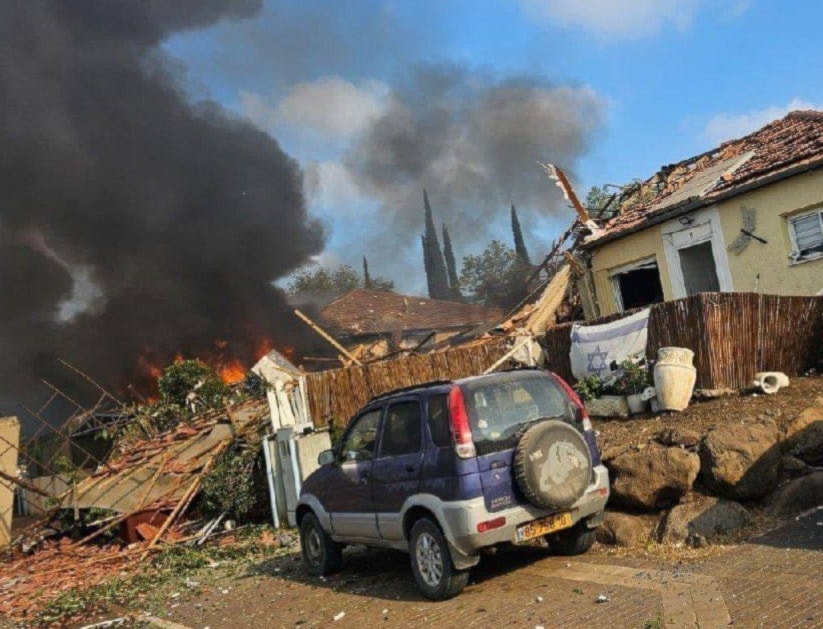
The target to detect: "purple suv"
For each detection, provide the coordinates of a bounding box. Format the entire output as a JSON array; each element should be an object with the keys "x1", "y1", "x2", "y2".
[{"x1": 297, "y1": 369, "x2": 610, "y2": 600}]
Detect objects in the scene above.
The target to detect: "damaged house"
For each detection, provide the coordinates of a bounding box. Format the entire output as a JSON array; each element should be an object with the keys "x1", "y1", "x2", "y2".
[
  {"x1": 317, "y1": 289, "x2": 504, "y2": 360},
  {"x1": 580, "y1": 110, "x2": 823, "y2": 316}
]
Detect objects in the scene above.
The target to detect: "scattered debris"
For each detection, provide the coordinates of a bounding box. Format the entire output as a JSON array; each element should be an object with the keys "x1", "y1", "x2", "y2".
[{"x1": 753, "y1": 371, "x2": 790, "y2": 395}]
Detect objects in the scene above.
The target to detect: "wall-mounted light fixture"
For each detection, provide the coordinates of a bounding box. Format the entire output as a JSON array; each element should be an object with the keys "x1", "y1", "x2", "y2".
[{"x1": 677, "y1": 215, "x2": 695, "y2": 226}]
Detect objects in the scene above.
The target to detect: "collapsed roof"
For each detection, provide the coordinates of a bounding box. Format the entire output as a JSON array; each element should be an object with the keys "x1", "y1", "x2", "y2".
[
  {"x1": 585, "y1": 110, "x2": 823, "y2": 247},
  {"x1": 319, "y1": 289, "x2": 504, "y2": 338}
]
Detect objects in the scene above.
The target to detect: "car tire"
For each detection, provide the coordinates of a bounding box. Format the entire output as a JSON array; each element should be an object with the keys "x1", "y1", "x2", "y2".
[
  {"x1": 409, "y1": 517, "x2": 469, "y2": 600},
  {"x1": 513, "y1": 419, "x2": 592, "y2": 510},
  {"x1": 549, "y1": 520, "x2": 596, "y2": 555},
  {"x1": 299, "y1": 512, "x2": 343, "y2": 576}
]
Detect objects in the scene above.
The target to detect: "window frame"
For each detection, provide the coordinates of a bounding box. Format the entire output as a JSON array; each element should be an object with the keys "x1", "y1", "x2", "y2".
[
  {"x1": 376, "y1": 398, "x2": 423, "y2": 459},
  {"x1": 788, "y1": 207, "x2": 823, "y2": 263},
  {"x1": 338, "y1": 407, "x2": 383, "y2": 463}
]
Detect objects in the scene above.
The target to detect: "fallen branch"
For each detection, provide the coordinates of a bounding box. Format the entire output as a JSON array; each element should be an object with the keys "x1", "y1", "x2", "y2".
[{"x1": 294, "y1": 309, "x2": 362, "y2": 366}]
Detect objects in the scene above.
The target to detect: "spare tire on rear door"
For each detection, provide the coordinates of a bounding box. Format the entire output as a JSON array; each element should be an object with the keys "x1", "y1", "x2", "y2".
[{"x1": 513, "y1": 419, "x2": 592, "y2": 510}]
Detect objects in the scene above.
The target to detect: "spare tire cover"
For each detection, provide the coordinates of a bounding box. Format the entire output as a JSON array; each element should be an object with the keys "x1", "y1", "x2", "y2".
[{"x1": 513, "y1": 419, "x2": 592, "y2": 510}]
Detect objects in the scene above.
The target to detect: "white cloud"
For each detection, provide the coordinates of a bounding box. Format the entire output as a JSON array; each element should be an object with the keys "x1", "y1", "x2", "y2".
[
  {"x1": 702, "y1": 98, "x2": 819, "y2": 145},
  {"x1": 240, "y1": 77, "x2": 389, "y2": 142},
  {"x1": 519, "y1": 0, "x2": 703, "y2": 38},
  {"x1": 304, "y1": 161, "x2": 363, "y2": 213}
]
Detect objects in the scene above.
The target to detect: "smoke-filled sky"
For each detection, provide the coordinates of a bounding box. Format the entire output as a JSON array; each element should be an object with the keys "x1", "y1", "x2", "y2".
[
  {"x1": 0, "y1": 1, "x2": 324, "y2": 412},
  {"x1": 164, "y1": 0, "x2": 823, "y2": 283},
  {"x1": 3, "y1": 0, "x2": 823, "y2": 411}
]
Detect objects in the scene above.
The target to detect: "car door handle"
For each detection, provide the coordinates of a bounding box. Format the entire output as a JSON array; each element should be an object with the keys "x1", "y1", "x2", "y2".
[{"x1": 405, "y1": 465, "x2": 416, "y2": 474}]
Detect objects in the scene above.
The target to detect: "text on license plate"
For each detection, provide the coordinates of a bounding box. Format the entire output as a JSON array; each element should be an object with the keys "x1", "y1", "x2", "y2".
[{"x1": 515, "y1": 512, "x2": 573, "y2": 542}]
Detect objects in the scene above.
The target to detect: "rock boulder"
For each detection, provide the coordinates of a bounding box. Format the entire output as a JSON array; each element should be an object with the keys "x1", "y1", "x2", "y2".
[
  {"x1": 699, "y1": 419, "x2": 780, "y2": 500},
  {"x1": 765, "y1": 472, "x2": 823, "y2": 517},
  {"x1": 657, "y1": 497, "x2": 751, "y2": 545},
  {"x1": 781, "y1": 405, "x2": 823, "y2": 466},
  {"x1": 607, "y1": 443, "x2": 700, "y2": 510},
  {"x1": 596, "y1": 511, "x2": 656, "y2": 547}
]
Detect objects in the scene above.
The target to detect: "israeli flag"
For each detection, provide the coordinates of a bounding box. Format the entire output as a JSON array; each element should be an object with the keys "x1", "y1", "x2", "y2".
[{"x1": 569, "y1": 308, "x2": 650, "y2": 380}]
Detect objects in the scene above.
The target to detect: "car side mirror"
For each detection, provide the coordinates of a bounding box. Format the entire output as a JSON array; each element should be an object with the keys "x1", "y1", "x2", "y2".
[{"x1": 317, "y1": 449, "x2": 335, "y2": 466}]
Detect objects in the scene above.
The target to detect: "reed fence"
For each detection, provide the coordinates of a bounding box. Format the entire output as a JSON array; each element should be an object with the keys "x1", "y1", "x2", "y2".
[
  {"x1": 305, "y1": 337, "x2": 511, "y2": 429},
  {"x1": 543, "y1": 292, "x2": 823, "y2": 390}
]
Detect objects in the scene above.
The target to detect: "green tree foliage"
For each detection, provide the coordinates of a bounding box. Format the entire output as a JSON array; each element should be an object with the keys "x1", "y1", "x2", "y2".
[
  {"x1": 287, "y1": 263, "x2": 393, "y2": 299},
  {"x1": 441, "y1": 224, "x2": 462, "y2": 300},
  {"x1": 198, "y1": 440, "x2": 265, "y2": 520},
  {"x1": 459, "y1": 240, "x2": 525, "y2": 309},
  {"x1": 510, "y1": 204, "x2": 531, "y2": 266},
  {"x1": 422, "y1": 190, "x2": 450, "y2": 300},
  {"x1": 287, "y1": 264, "x2": 359, "y2": 296},
  {"x1": 585, "y1": 184, "x2": 618, "y2": 218},
  {"x1": 158, "y1": 359, "x2": 229, "y2": 408}
]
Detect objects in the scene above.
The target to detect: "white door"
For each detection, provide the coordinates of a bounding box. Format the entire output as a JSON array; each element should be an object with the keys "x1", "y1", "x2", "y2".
[{"x1": 662, "y1": 208, "x2": 733, "y2": 298}]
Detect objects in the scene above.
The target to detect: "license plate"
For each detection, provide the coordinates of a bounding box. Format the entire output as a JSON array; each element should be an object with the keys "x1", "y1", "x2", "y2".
[{"x1": 515, "y1": 512, "x2": 573, "y2": 542}]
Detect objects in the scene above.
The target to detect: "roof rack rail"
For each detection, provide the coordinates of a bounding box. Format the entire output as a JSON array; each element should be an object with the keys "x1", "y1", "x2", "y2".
[{"x1": 367, "y1": 379, "x2": 453, "y2": 404}]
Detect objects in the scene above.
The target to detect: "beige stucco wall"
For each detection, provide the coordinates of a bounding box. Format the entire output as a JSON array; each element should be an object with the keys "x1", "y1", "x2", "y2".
[
  {"x1": 589, "y1": 168, "x2": 823, "y2": 316},
  {"x1": 588, "y1": 225, "x2": 675, "y2": 315},
  {"x1": 0, "y1": 416, "x2": 21, "y2": 548},
  {"x1": 717, "y1": 168, "x2": 823, "y2": 295}
]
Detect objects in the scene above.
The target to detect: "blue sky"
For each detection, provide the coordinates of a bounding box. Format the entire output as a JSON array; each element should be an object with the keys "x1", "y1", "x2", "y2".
[{"x1": 164, "y1": 0, "x2": 823, "y2": 293}]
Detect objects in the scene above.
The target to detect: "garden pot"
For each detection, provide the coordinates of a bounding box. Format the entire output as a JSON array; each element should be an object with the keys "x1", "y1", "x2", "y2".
[
  {"x1": 626, "y1": 393, "x2": 647, "y2": 414},
  {"x1": 653, "y1": 347, "x2": 696, "y2": 411},
  {"x1": 585, "y1": 395, "x2": 629, "y2": 418}
]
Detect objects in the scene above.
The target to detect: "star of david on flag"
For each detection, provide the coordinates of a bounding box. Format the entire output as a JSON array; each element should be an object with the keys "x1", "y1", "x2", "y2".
[{"x1": 569, "y1": 309, "x2": 650, "y2": 380}]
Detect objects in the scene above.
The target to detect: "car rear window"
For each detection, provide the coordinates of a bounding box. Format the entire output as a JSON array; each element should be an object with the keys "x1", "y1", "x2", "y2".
[{"x1": 460, "y1": 371, "x2": 576, "y2": 455}]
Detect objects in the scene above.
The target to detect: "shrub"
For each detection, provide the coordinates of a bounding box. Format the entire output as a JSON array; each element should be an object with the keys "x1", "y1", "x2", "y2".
[{"x1": 573, "y1": 375, "x2": 605, "y2": 402}]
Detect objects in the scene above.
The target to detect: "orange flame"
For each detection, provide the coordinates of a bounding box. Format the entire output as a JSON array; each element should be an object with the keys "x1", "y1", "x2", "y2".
[{"x1": 218, "y1": 358, "x2": 246, "y2": 385}]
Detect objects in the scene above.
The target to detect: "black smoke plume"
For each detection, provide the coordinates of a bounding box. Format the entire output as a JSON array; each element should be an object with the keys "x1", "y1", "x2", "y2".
[
  {"x1": 0, "y1": 1, "x2": 324, "y2": 415},
  {"x1": 344, "y1": 65, "x2": 604, "y2": 277}
]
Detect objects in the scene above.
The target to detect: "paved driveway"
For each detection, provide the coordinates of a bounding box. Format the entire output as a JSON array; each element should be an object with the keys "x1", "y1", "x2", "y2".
[{"x1": 166, "y1": 506, "x2": 823, "y2": 629}]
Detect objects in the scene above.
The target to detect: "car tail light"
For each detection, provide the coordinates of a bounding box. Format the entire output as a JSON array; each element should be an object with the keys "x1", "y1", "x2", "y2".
[
  {"x1": 448, "y1": 385, "x2": 476, "y2": 458},
  {"x1": 477, "y1": 516, "x2": 506, "y2": 533},
  {"x1": 550, "y1": 372, "x2": 587, "y2": 423}
]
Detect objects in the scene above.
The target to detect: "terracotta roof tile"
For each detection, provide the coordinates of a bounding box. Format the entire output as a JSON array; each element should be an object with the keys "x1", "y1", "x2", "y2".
[
  {"x1": 586, "y1": 110, "x2": 823, "y2": 245},
  {"x1": 319, "y1": 289, "x2": 504, "y2": 337}
]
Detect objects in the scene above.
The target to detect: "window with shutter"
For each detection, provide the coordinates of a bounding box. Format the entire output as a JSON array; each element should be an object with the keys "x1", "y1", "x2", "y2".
[{"x1": 788, "y1": 209, "x2": 823, "y2": 261}]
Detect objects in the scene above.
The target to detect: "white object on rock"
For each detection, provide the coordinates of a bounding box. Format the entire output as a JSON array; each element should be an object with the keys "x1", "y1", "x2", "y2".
[
  {"x1": 753, "y1": 372, "x2": 789, "y2": 395},
  {"x1": 595, "y1": 594, "x2": 610, "y2": 603},
  {"x1": 333, "y1": 612, "x2": 346, "y2": 621}
]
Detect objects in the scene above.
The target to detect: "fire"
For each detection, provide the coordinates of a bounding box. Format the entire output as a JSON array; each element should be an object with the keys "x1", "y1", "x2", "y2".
[
  {"x1": 133, "y1": 335, "x2": 291, "y2": 396},
  {"x1": 255, "y1": 337, "x2": 274, "y2": 360},
  {"x1": 137, "y1": 354, "x2": 163, "y2": 380},
  {"x1": 218, "y1": 358, "x2": 246, "y2": 385}
]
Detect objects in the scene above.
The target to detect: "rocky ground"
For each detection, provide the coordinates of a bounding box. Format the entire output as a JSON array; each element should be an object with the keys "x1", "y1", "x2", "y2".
[{"x1": 590, "y1": 374, "x2": 823, "y2": 556}]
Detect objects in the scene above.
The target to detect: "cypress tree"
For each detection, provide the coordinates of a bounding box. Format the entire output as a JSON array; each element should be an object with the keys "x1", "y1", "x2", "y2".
[
  {"x1": 421, "y1": 234, "x2": 434, "y2": 297},
  {"x1": 511, "y1": 204, "x2": 531, "y2": 266},
  {"x1": 362, "y1": 255, "x2": 372, "y2": 289},
  {"x1": 422, "y1": 190, "x2": 450, "y2": 299},
  {"x1": 441, "y1": 224, "x2": 462, "y2": 300}
]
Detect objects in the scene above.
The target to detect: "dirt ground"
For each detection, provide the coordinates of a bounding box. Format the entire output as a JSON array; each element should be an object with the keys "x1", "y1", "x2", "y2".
[{"x1": 593, "y1": 374, "x2": 823, "y2": 455}]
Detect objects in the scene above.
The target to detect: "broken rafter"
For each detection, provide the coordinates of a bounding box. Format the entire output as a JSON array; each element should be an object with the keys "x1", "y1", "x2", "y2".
[
  {"x1": 139, "y1": 439, "x2": 231, "y2": 560},
  {"x1": 72, "y1": 453, "x2": 174, "y2": 547},
  {"x1": 0, "y1": 468, "x2": 53, "y2": 498},
  {"x1": 294, "y1": 309, "x2": 363, "y2": 366},
  {"x1": 541, "y1": 163, "x2": 590, "y2": 223}
]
